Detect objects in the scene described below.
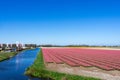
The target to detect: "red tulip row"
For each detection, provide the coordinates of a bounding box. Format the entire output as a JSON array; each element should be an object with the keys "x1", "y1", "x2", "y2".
[{"x1": 42, "y1": 48, "x2": 120, "y2": 71}]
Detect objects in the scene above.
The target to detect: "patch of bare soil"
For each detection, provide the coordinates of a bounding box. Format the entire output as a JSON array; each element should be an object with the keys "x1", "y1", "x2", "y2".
[
  {"x1": 45, "y1": 63, "x2": 120, "y2": 80},
  {"x1": 85, "y1": 47, "x2": 120, "y2": 51}
]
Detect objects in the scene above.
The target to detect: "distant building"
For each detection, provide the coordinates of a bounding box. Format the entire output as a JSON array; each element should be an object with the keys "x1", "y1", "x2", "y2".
[
  {"x1": 0, "y1": 44, "x2": 2, "y2": 48},
  {"x1": 0, "y1": 48, "x2": 2, "y2": 52},
  {"x1": 17, "y1": 43, "x2": 23, "y2": 51},
  {"x1": 5, "y1": 47, "x2": 12, "y2": 52}
]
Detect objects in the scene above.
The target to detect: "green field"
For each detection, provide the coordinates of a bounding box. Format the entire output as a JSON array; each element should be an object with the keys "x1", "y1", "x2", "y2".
[
  {"x1": 25, "y1": 49, "x2": 100, "y2": 80},
  {"x1": 0, "y1": 52, "x2": 17, "y2": 61}
]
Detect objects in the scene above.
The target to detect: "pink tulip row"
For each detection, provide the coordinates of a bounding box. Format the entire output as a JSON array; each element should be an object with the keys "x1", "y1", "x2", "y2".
[{"x1": 42, "y1": 48, "x2": 120, "y2": 71}]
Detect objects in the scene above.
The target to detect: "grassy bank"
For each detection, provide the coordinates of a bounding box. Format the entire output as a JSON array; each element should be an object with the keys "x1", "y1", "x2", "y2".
[
  {"x1": 25, "y1": 50, "x2": 100, "y2": 80},
  {"x1": 0, "y1": 52, "x2": 17, "y2": 61}
]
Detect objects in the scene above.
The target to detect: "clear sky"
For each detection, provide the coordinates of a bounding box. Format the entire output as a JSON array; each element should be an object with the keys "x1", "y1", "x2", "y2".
[{"x1": 0, "y1": 0, "x2": 120, "y2": 45}]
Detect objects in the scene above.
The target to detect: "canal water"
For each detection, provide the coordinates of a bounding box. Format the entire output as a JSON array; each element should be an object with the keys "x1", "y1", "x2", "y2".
[{"x1": 0, "y1": 48, "x2": 40, "y2": 80}]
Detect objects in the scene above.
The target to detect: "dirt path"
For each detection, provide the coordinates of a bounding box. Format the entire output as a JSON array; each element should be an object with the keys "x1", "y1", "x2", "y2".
[{"x1": 46, "y1": 63, "x2": 120, "y2": 80}]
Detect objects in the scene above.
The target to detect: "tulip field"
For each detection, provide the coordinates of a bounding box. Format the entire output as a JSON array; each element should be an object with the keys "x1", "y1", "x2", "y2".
[{"x1": 42, "y1": 48, "x2": 120, "y2": 71}]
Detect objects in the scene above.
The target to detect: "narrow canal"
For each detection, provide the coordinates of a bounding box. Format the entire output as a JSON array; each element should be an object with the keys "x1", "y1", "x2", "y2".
[{"x1": 0, "y1": 48, "x2": 40, "y2": 80}]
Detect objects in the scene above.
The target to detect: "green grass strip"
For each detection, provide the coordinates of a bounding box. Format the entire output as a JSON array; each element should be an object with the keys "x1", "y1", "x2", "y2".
[
  {"x1": 0, "y1": 52, "x2": 17, "y2": 62},
  {"x1": 25, "y1": 49, "x2": 100, "y2": 80}
]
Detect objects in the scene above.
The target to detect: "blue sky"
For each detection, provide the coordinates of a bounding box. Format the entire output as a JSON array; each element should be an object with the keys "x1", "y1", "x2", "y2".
[{"x1": 0, "y1": 0, "x2": 120, "y2": 45}]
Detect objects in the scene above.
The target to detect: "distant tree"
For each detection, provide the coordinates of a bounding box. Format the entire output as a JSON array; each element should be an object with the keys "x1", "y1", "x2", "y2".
[
  {"x1": 25, "y1": 44, "x2": 37, "y2": 48},
  {"x1": 0, "y1": 44, "x2": 1, "y2": 48},
  {"x1": 25, "y1": 44, "x2": 30, "y2": 48},
  {"x1": 25, "y1": 44, "x2": 28, "y2": 47},
  {"x1": 32, "y1": 44, "x2": 37, "y2": 48},
  {"x1": 42, "y1": 44, "x2": 53, "y2": 47}
]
